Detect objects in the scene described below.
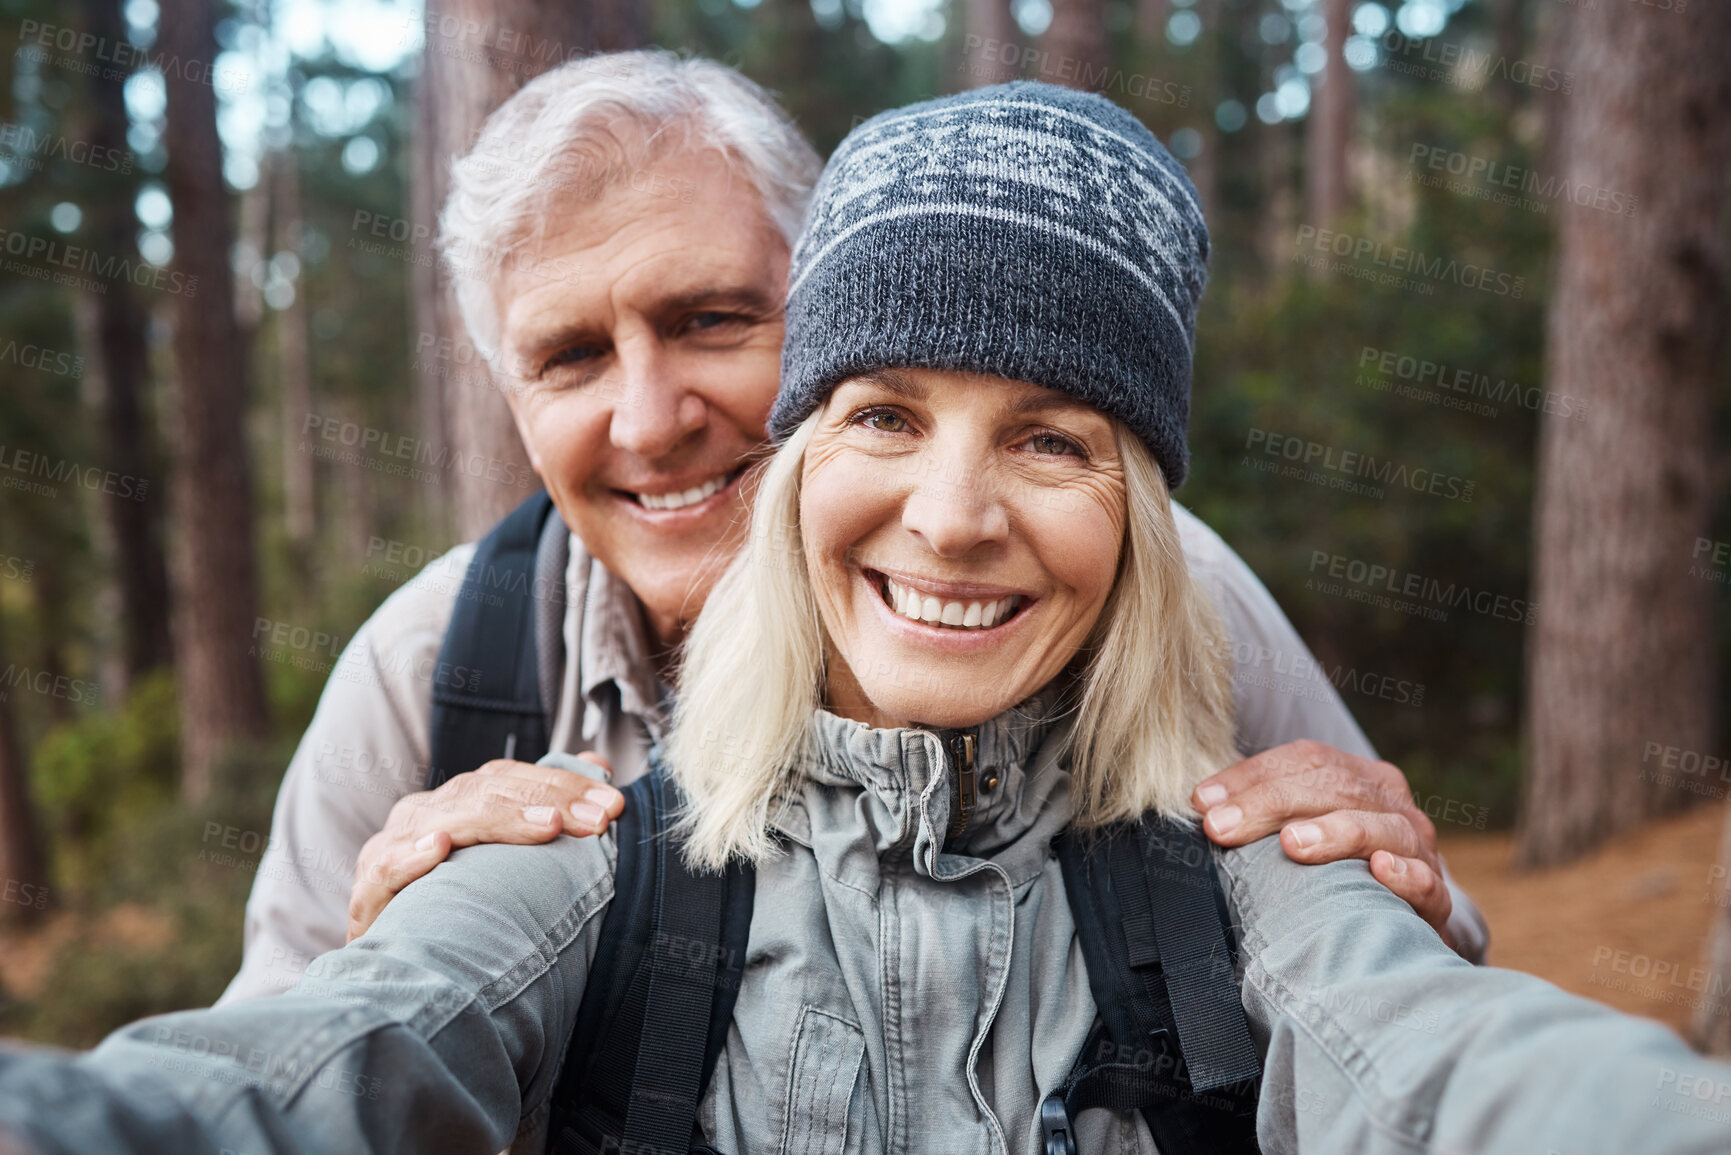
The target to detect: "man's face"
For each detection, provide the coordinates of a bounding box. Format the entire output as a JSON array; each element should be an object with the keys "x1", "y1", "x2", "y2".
[{"x1": 495, "y1": 150, "x2": 788, "y2": 646}]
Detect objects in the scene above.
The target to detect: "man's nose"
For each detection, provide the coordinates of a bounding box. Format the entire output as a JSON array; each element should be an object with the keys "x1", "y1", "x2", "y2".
[
  {"x1": 607, "y1": 339, "x2": 707, "y2": 458},
  {"x1": 899, "y1": 459, "x2": 1010, "y2": 558}
]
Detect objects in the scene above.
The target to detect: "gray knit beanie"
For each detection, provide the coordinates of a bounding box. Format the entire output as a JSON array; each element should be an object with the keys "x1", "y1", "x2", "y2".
[{"x1": 770, "y1": 81, "x2": 1209, "y2": 489}]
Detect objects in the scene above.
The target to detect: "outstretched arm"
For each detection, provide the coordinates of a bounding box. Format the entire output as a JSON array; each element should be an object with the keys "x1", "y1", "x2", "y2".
[
  {"x1": 1223, "y1": 835, "x2": 1729, "y2": 1155},
  {"x1": 0, "y1": 834, "x2": 615, "y2": 1155}
]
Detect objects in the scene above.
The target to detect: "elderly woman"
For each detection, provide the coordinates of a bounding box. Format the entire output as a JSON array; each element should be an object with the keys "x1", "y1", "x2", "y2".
[{"x1": 1, "y1": 83, "x2": 1726, "y2": 1155}]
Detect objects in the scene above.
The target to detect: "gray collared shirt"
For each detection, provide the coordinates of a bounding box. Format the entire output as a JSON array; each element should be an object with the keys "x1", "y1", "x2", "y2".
[{"x1": 218, "y1": 506, "x2": 1486, "y2": 1005}]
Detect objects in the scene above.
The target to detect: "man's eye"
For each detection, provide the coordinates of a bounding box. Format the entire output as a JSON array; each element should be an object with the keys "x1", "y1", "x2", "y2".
[
  {"x1": 687, "y1": 311, "x2": 739, "y2": 332},
  {"x1": 1027, "y1": 431, "x2": 1083, "y2": 457},
  {"x1": 540, "y1": 345, "x2": 601, "y2": 375}
]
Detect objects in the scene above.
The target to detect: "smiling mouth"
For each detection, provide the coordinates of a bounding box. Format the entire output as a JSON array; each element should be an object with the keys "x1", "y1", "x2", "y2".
[
  {"x1": 872, "y1": 571, "x2": 1028, "y2": 631},
  {"x1": 622, "y1": 466, "x2": 744, "y2": 511}
]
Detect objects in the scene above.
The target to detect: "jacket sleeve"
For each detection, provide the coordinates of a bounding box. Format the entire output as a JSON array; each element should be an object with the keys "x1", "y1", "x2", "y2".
[
  {"x1": 1173, "y1": 504, "x2": 1490, "y2": 964},
  {"x1": 1221, "y1": 835, "x2": 1731, "y2": 1155},
  {"x1": 0, "y1": 834, "x2": 614, "y2": 1155},
  {"x1": 218, "y1": 545, "x2": 475, "y2": 1005}
]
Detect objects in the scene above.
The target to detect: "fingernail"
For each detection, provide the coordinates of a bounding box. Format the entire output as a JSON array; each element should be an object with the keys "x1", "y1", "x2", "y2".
[
  {"x1": 571, "y1": 801, "x2": 607, "y2": 828},
  {"x1": 1288, "y1": 823, "x2": 1321, "y2": 849},
  {"x1": 523, "y1": 805, "x2": 556, "y2": 825},
  {"x1": 1197, "y1": 784, "x2": 1228, "y2": 808},
  {"x1": 1386, "y1": 855, "x2": 1408, "y2": 876},
  {"x1": 1209, "y1": 805, "x2": 1241, "y2": 835},
  {"x1": 415, "y1": 833, "x2": 438, "y2": 851}
]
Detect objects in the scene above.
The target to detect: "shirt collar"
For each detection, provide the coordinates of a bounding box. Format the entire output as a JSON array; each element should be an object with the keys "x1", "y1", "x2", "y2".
[{"x1": 576, "y1": 546, "x2": 666, "y2": 731}]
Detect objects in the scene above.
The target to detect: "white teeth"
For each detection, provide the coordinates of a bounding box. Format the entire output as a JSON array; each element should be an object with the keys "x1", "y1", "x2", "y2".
[
  {"x1": 635, "y1": 473, "x2": 727, "y2": 511},
  {"x1": 881, "y1": 578, "x2": 1023, "y2": 631}
]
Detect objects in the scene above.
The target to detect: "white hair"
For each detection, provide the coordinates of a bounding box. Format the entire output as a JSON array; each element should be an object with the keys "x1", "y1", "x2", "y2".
[
  {"x1": 665, "y1": 413, "x2": 1239, "y2": 872},
  {"x1": 438, "y1": 50, "x2": 823, "y2": 362}
]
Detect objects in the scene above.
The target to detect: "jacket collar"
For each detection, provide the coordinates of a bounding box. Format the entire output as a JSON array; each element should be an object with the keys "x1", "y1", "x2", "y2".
[{"x1": 771, "y1": 689, "x2": 1077, "y2": 888}]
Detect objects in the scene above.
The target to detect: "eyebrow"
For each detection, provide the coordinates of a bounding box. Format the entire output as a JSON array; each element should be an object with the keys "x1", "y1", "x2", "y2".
[
  {"x1": 846, "y1": 368, "x2": 1102, "y2": 420},
  {"x1": 513, "y1": 284, "x2": 782, "y2": 361}
]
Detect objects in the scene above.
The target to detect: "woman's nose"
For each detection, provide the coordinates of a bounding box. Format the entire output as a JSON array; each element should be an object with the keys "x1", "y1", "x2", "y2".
[{"x1": 899, "y1": 461, "x2": 1010, "y2": 557}]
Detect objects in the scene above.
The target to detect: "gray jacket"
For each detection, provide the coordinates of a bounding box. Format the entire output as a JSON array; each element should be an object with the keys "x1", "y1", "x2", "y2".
[{"x1": 0, "y1": 703, "x2": 1723, "y2": 1155}]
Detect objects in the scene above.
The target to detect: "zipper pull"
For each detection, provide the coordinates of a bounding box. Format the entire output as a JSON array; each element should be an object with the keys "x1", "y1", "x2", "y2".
[{"x1": 945, "y1": 731, "x2": 977, "y2": 843}]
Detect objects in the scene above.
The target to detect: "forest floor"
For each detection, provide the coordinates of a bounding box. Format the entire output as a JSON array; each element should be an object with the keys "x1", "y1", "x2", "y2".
[{"x1": 1440, "y1": 800, "x2": 1729, "y2": 1038}]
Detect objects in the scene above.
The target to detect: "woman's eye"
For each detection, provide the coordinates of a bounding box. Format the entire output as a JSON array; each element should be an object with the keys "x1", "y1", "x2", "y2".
[
  {"x1": 1027, "y1": 431, "x2": 1083, "y2": 457},
  {"x1": 850, "y1": 408, "x2": 909, "y2": 433}
]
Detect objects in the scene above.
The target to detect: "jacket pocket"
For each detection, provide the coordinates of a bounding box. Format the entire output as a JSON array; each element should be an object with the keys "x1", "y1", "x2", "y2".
[{"x1": 779, "y1": 1004, "x2": 865, "y2": 1155}]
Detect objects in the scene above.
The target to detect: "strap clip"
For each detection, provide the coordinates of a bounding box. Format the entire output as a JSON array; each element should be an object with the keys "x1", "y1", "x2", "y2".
[{"x1": 1039, "y1": 1093, "x2": 1077, "y2": 1155}]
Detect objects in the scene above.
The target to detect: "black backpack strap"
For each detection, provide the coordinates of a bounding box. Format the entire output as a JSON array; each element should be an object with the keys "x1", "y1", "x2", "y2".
[
  {"x1": 426, "y1": 490, "x2": 559, "y2": 789},
  {"x1": 548, "y1": 768, "x2": 755, "y2": 1155},
  {"x1": 1052, "y1": 816, "x2": 1261, "y2": 1155}
]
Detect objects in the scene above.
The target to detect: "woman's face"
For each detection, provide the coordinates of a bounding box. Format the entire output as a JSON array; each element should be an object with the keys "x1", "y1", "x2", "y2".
[{"x1": 801, "y1": 368, "x2": 1128, "y2": 730}]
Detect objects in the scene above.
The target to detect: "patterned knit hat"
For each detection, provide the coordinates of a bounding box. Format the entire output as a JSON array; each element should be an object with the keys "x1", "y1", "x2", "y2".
[{"x1": 770, "y1": 81, "x2": 1209, "y2": 489}]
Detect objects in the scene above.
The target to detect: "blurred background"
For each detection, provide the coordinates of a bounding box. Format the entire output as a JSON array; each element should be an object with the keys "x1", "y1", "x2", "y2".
[{"x1": 0, "y1": 0, "x2": 1726, "y2": 1055}]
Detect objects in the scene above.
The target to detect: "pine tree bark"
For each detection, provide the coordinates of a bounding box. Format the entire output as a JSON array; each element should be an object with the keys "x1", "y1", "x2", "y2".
[
  {"x1": 275, "y1": 152, "x2": 316, "y2": 550},
  {"x1": 964, "y1": 0, "x2": 1019, "y2": 86},
  {"x1": 1039, "y1": 0, "x2": 1109, "y2": 90},
  {"x1": 1304, "y1": 0, "x2": 1353, "y2": 227},
  {"x1": 0, "y1": 603, "x2": 49, "y2": 926},
  {"x1": 412, "y1": 0, "x2": 643, "y2": 542},
  {"x1": 160, "y1": 0, "x2": 270, "y2": 800},
  {"x1": 1518, "y1": 0, "x2": 1731, "y2": 868},
  {"x1": 76, "y1": 0, "x2": 173, "y2": 696}
]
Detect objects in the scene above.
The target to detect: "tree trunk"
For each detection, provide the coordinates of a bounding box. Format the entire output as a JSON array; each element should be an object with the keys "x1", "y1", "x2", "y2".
[
  {"x1": 160, "y1": 0, "x2": 270, "y2": 801},
  {"x1": 413, "y1": 0, "x2": 643, "y2": 542},
  {"x1": 1039, "y1": 0, "x2": 1109, "y2": 91},
  {"x1": 1304, "y1": 0, "x2": 1353, "y2": 227},
  {"x1": 963, "y1": 0, "x2": 1020, "y2": 87},
  {"x1": 1517, "y1": 0, "x2": 1731, "y2": 869},
  {"x1": 275, "y1": 152, "x2": 316, "y2": 551},
  {"x1": 75, "y1": 0, "x2": 173, "y2": 698},
  {"x1": 0, "y1": 604, "x2": 49, "y2": 926},
  {"x1": 1135, "y1": 0, "x2": 1169, "y2": 45}
]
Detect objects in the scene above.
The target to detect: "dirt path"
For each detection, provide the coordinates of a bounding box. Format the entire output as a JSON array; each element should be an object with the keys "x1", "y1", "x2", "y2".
[{"x1": 1440, "y1": 800, "x2": 1730, "y2": 1038}]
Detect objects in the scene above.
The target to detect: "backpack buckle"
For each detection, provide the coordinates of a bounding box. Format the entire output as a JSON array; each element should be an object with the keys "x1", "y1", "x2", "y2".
[{"x1": 1039, "y1": 1093, "x2": 1077, "y2": 1155}]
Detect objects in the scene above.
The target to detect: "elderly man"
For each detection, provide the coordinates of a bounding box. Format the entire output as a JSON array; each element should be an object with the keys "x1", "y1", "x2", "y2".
[{"x1": 219, "y1": 50, "x2": 1484, "y2": 1003}]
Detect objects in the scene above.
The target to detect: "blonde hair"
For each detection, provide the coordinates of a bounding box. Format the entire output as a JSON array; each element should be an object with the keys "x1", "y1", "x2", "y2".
[{"x1": 665, "y1": 414, "x2": 1237, "y2": 871}]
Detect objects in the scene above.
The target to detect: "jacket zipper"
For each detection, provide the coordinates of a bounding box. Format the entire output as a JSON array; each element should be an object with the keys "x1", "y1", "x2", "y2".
[{"x1": 943, "y1": 729, "x2": 978, "y2": 843}]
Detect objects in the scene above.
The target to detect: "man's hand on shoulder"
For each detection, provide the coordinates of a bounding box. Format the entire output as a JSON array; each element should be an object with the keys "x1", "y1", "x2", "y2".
[
  {"x1": 1191, "y1": 739, "x2": 1456, "y2": 952},
  {"x1": 346, "y1": 755, "x2": 624, "y2": 942}
]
